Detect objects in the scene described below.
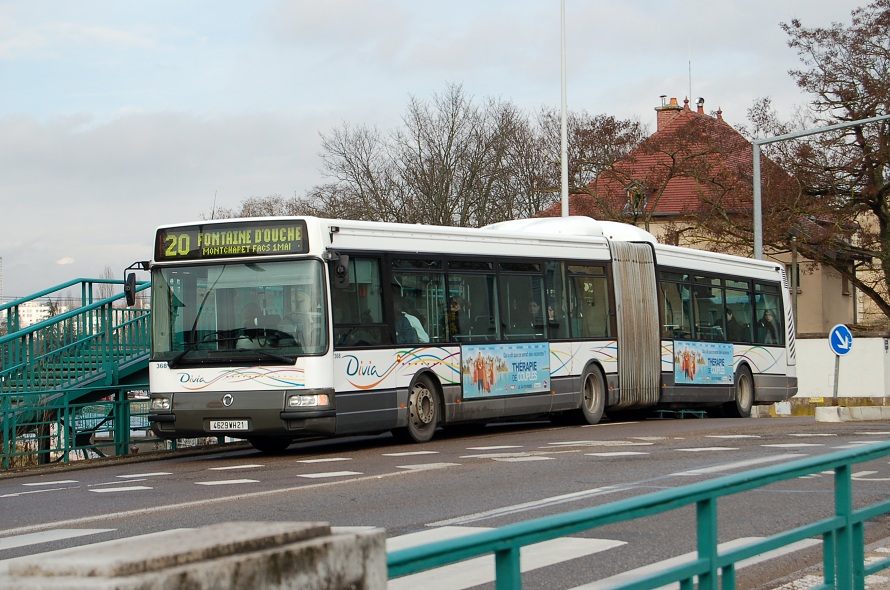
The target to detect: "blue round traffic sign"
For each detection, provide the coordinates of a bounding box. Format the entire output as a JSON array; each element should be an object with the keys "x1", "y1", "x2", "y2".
[{"x1": 828, "y1": 324, "x2": 853, "y2": 356}]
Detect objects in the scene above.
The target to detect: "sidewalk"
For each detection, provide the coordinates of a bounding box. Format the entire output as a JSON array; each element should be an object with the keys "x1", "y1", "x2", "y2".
[{"x1": 768, "y1": 541, "x2": 890, "y2": 589}]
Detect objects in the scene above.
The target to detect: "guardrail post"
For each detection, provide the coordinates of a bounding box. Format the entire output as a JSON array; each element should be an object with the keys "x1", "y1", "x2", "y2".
[
  {"x1": 494, "y1": 546, "x2": 521, "y2": 590},
  {"x1": 1, "y1": 394, "x2": 10, "y2": 470},
  {"x1": 114, "y1": 389, "x2": 130, "y2": 457},
  {"x1": 835, "y1": 464, "x2": 854, "y2": 589},
  {"x1": 696, "y1": 497, "x2": 719, "y2": 590}
]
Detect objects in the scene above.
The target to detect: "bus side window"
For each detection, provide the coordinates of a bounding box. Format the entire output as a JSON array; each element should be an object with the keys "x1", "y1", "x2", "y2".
[
  {"x1": 568, "y1": 272, "x2": 610, "y2": 338},
  {"x1": 754, "y1": 284, "x2": 784, "y2": 346},
  {"x1": 332, "y1": 256, "x2": 387, "y2": 347}
]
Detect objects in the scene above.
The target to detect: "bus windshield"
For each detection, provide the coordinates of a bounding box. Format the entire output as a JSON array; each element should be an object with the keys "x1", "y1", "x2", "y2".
[{"x1": 151, "y1": 259, "x2": 328, "y2": 364}]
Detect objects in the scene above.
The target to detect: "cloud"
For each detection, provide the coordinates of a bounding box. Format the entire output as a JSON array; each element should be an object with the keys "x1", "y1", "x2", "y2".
[{"x1": 56, "y1": 257, "x2": 75, "y2": 265}]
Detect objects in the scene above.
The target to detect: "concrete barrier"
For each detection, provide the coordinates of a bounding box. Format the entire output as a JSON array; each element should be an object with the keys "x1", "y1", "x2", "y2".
[
  {"x1": 815, "y1": 406, "x2": 890, "y2": 423},
  {"x1": 1, "y1": 521, "x2": 386, "y2": 589}
]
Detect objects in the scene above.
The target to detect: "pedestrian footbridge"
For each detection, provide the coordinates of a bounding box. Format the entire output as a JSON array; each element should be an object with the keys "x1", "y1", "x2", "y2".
[{"x1": 1, "y1": 278, "x2": 151, "y2": 469}]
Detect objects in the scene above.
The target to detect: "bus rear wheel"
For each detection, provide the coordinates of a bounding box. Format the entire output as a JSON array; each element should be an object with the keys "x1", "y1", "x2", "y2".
[
  {"x1": 724, "y1": 366, "x2": 754, "y2": 418},
  {"x1": 248, "y1": 436, "x2": 293, "y2": 454},
  {"x1": 580, "y1": 367, "x2": 606, "y2": 425},
  {"x1": 394, "y1": 375, "x2": 440, "y2": 443}
]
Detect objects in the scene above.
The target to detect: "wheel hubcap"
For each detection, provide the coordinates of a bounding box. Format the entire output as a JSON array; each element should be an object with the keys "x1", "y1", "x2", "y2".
[{"x1": 413, "y1": 387, "x2": 434, "y2": 425}]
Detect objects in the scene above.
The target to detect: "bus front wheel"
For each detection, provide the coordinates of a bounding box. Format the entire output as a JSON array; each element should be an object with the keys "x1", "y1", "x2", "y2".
[
  {"x1": 395, "y1": 375, "x2": 440, "y2": 443},
  {"x1": 580, "y1": 367, "x2": 606, "y2": 425},
  {"x1": 725, "y1": 366, "x2": 754, "y2": 418}
]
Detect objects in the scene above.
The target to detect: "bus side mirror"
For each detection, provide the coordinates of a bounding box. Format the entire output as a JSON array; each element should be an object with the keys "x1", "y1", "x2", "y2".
[
  {"x1": 332, "y1": 254, "x2": 350, "y2": 289},
  {"x1": 124, "y1": 273, "x2": 138, "y2": 306}
]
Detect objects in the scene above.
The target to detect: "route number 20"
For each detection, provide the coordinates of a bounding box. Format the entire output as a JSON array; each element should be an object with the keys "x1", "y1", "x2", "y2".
[{"x1": 164, "y1": 234, "x2": 191, "y2": 257}]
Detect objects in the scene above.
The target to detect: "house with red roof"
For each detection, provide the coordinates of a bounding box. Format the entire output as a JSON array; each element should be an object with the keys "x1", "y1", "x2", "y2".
[{"x1": 540, "y1": 96, "x2": 857, "y2": 334}]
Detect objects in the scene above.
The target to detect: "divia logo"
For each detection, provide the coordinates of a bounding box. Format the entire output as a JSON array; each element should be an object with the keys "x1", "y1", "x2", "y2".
[
  {"x1": 344, "y1": 355, "x2": 384, "y2": 379},
  {"x1": 178, "y1": 373, "x2": 206, "y2": 384}
]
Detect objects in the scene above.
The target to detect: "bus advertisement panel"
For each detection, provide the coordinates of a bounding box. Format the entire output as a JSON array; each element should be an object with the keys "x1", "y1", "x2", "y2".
[
  {"x1": 674, "y1": 341, "x2": 734, "y2": 385},
  {"x1": 461, "y1": 342, "x2": 550, "y2": 398}
]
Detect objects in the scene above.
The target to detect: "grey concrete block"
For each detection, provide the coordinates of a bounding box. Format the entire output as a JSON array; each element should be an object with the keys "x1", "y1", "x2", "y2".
[{"x1": 2, "y1": 522, "x2": 386, "y2": 590}]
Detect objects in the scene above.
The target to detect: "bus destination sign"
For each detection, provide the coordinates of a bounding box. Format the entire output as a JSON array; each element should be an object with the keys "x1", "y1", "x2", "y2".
[{"x1": 155, "y1": 220, "x2": 309, "y2": 261}]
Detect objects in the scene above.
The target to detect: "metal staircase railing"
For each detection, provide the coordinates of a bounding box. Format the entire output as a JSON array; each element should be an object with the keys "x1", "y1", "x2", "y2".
[{"x1": 1, "y1": 278, "x2": 151, "y2": 469}]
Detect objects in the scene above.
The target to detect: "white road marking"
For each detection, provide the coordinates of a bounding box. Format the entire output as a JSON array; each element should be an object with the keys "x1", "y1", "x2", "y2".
[
  {"x1": 384, "y1": 451, "x2": 440, "y2": 456},
  {"x1": 788, "y1": 433, "x2": 836, "y2": 437},
  {"x1": 194, "y1": 479, "x2": 259, "y2": 486},
  {"x1": 116, "y1": 472, "x2": 170, "y2": 478},
  {"x1": 89, "y1": 479, "x2": 148, "y2": 487},
  {"x1": 673, "y1": 454, "x2": 806, "y2": 477},
  {"x1": 466, "y1": 445, "x2": 522, "y2": 450},
  {"x1": 761, "y1": 443, "x2": 824, "y2": 448},
  {"x1": 586, "y1": 452, "x2": 650, "y2": 457},
  {"x1": 547, "y1": 441, "x2": 654, "y2": 447},
  {"x1": 88, "y1": 486, "x2": 153, "y2": 493},
  {"x1": 208, "y1": 464, "x2": 264, "y2": 470},
  {"x1": 706, "y1": 435, "x2": 760, "y2": 439},
  {"x1": 1, "y1": 488, "x2": 77, "y2": 498},
  {"x1": 677, "y1": 447, "x2": 738, "y2": 452},
  {"x1": 21, "y1": 480, "x2": 78, "y2": 487},
  {"x1": 428, "y1": 485, "x2": 632, "y2": 527},
  {"x1": 296, "y1": 471, "x2": 363, "y2": 479},
  {"x1": 493, "y1": 456, "x2": 554, "y2": 462},
  {"x1": 397, "y1": 463, "x2": 461, "y2": 471},
  {"x1": 387, "y1": 526, "x2": 624, "y2": 590},
  {"x1": 0, "y1": 529, "x2": 115, "y2": 551},
  {"x1": 297, "y1": 457, "x2": 352, "y2": 463},
  {"x1": 569, "y1": 537, "x2": 820, "y2": 589}
]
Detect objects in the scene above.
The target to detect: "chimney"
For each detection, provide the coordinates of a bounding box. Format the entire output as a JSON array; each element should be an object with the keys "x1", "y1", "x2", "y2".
[
  {"x1": 655, "y1": 96, "x2": 683, "y2": 130},
  {"x1": 696, "y1": 97, "x2": 705, "y2": 113}
]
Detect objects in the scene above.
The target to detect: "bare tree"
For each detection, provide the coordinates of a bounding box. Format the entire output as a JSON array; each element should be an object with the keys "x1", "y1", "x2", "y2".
[
  {"x1": 97, "y1": 265, "x2": 115, "y2": 300},
  {"x1": 211, "y1": 84, "x2": 647, "y2": 228}
]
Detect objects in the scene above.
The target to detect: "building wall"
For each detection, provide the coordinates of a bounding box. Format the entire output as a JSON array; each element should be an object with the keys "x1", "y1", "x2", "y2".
[{"x1": 796, "y1": 336, "x2": 890, "y2": 398}]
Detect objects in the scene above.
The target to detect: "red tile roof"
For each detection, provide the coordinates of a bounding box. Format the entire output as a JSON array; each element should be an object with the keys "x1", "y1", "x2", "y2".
[{"x1": 542, "y1": 98, "x2": 788, "y2": 220}]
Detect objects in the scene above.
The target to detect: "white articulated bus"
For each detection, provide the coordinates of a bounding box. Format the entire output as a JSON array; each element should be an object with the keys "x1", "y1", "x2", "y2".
[{"x1": 130, "y1": 216, "x2": 797, "y2": 453}]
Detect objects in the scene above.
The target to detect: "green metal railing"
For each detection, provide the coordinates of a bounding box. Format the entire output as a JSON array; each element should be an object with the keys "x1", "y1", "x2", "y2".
[
  {"x1": 388, "y1": 441, "x2": 890, "y2": 590},
  {"x1": 0, "y1": 384, "x2": 162, "y2": 469},
  {"x1": 1, "y1": 279, "x2": 152, "y2": 469}
]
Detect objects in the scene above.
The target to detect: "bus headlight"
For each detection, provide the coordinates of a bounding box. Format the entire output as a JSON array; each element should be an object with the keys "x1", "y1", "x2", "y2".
[
  {"x1": 288, "y1": 393, "x2": 331, "y2": 408},
  {"x1": 151, "y1": 396, "x2": 171, "y2": 411}
]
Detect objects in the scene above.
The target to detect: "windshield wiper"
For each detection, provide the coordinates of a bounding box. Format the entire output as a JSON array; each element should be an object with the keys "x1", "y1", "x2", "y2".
[
  {"x1": 166, "y1": 331, "x2": 235, "y2": 368},
  {"x1": 249, "y1": 350, "x2": 298, "y2": 365}
]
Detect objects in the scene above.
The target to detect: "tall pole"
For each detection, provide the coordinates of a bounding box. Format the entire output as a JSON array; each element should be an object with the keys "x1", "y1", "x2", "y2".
[
  {"x1": 560, "y1": 0, "x2": 569, "y2": 217},
  {"x1": 752, "y1": 113, "x2": 890, "y2": 260}
]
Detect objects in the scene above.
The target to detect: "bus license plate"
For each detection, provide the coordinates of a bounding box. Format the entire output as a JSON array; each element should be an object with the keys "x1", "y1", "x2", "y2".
[{"x1": 210, "y1": 420, "x2": 249, "y2": 431}]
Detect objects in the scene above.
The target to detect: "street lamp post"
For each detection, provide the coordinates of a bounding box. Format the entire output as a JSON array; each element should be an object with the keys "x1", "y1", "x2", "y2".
[
  {"x1": 752, "y1": 113, "x2": 890, "y2": 260},
  {"x1": 560, "y1": 0, "x2": 569, "y2": 217}
]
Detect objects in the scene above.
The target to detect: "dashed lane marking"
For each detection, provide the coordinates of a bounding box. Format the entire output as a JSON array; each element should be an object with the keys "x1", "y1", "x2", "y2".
[
  {"x1": 21, "y1": 480, "x2": 78, "y2": 487},
  {"x1": 88, "y1": 486, "x2": 153, "y2": 493},
  {"x1": 116, "y1": 472, "x2": 171, "y2": 478},
  {"x1": 677, "y1": 447, "x2": 738, "y2": 452},
  {"x1": 194, "y1": 479, "x2": 260, "y2": 486},
  {"x1": 0, "y1": 529, "x2": 115, "y2": 551},
  {"x1": 208, "y1": 464, "x2": 264, "y2": 471},
  {"x1": 397, "y1": 463, "x2": 461, "y2": 471},
  {"x1": 673, "y1": 454, "x2": 806, "y2": 477},
  {"x1": 383, "y1": 451, "x2": 440, "y2": 456},
  {"x1": 586, "y1": 452, "x2": 650, "y2": 457},
  {"x1": 297, "y1": 457, "x2": 352, "y2": 463},
  {"x1": 296, "y1": 471, "x2": 363, "y2": 479}
]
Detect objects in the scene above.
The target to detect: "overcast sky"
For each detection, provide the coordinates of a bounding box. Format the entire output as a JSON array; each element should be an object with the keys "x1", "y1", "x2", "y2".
[{"x1": 0, "y1": 0, "x2": 863, "y2": 300}]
